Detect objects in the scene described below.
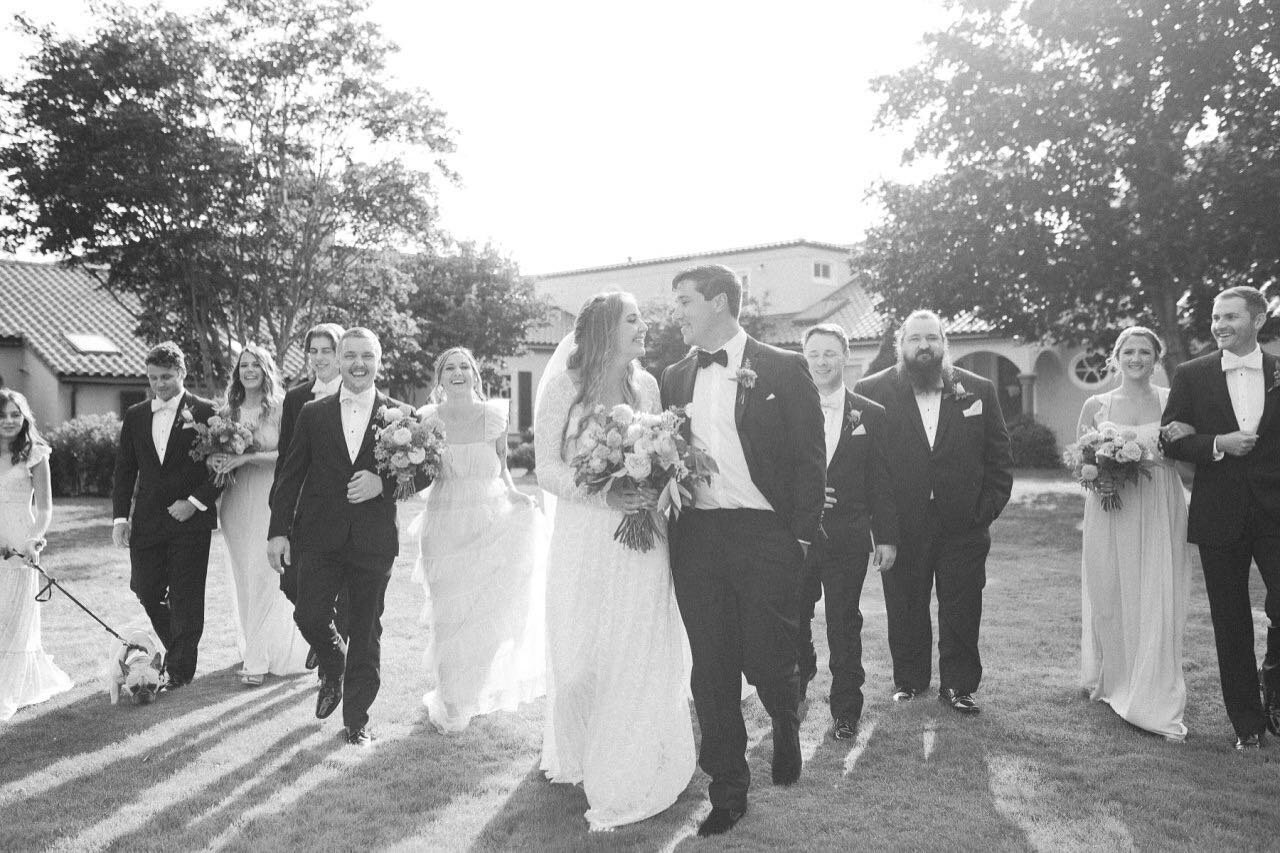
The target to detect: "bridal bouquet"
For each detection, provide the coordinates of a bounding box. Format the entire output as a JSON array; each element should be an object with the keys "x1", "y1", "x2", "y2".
[
  {"x1": 188, "y1": 414, "x2": 256, "y2": 487},
  {"x1": 372, "y1": 405, "x2": 446, "y2": 500},
  {"x1": 1062, "y1": 422, "x2": 1155, "y2": 512},
  {"x1": 570, "y1": 403, "x2": 717, "y2": 552}
]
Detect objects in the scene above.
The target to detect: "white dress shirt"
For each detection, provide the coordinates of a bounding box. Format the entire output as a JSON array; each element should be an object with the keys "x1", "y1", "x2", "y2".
[
  {"x1": 1214, "y1": 346, "x2": 1265, "y2": 460},
  {"x1": 820, "y1": 386, "x2": 845, "y2": 467},
  {"x1": 339, "y1": 385, "x2": 376, "y2": 463},
  {"x1": 688, "y1": 329, "x2": 772, "y2": 512},
  {"x1": 151, "y1": 393, "x2": 182, "y2": 463},
  {"x1": 312, "y1": 375, "x2": 342, "y2": 398},
  {"x1": 914, "y1": 387, "x2": 943, "y2": 450}
]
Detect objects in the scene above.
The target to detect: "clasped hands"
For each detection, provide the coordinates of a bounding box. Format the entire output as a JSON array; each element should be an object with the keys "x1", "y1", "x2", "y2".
[
  {"x1": 208, "y1": 452, "x2": 251, "y2": 475},
  {"x1": 606, "y1": 479, "x2": 658, "y2": 513}
]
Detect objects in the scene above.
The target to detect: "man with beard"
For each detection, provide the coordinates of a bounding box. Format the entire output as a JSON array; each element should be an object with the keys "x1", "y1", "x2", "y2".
[{"x1": 855, "y1": 311, "x2": 1012, "y2": 714}]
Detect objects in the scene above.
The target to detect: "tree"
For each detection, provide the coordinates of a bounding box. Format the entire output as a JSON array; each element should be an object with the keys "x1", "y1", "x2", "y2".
[
  {"x1": 640, "y1": 294, "x2": 772, "y2": 379},
  {"x1": 0, "y1": 0, "x2": 453, "y2": 387},
  {"x1": 857, "y1": 0, "x2": 1280, "y2": 371}
]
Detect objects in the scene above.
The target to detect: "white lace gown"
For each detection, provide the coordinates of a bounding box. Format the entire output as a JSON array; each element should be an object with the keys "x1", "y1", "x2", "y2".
[
  {"x1": 536, "y1": 371, "x2": 695, "y2": 831},
  {"x1": 0, "y1": 445, "x2": 73, "y2": 721},
  {"x1": 412, "y1": 400, "x2": 547, "y2": 733},
  {"x1": 219, "y1": 404, "x2": 309, "y2": 677},
  {"x1": 1080, "y1": 390, "x2": 1191, "y2": 740}
]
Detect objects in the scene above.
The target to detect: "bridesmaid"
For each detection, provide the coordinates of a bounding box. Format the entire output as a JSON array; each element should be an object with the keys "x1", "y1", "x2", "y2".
[
  {"x1": 0, "y1": 389, "x2": 73, "y2": 720},
  {"x1": 212, "y1": 345, "x2": 308, "y2": 686}
]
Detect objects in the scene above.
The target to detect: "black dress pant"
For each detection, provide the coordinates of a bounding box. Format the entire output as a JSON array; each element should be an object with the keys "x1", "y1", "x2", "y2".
[
  {"x1": 798, "y1": 537, "x2": 869, "y2": 721},
  {"x1": 129, "y1": 530, "x2": 212, "y2": 683},
  {"x1": 294, "y1": 544, "x2": 394, "y2": 731},
  {"x1": 882, "y1": 503, "x2": 989, "y2": 695},
  {"x1": 671, "y1": 508, "x2": 802, "y2": 812},
  {"x1": 280, "y1": 544, "x2": 350, "y2": 642},
  {"x1": 1196, "y1": 502, "x2": 1280, "y2": 737}
]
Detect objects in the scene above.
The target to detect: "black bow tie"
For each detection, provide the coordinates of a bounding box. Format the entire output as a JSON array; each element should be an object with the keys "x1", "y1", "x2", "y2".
[{"x1": 696, "y1": 349, "x2": 728, "y2": 369}]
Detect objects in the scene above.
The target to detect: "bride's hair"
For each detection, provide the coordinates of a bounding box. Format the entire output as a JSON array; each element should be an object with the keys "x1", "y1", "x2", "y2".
[
  {"x1": 564, "y1": 292, "x2": 641, "y2": 444},
  {"x1": 1107, "y1": 326, "x2": 1164, "y2": 374},
  {"x1": 430, "y1": 346, "x2": 487, "y2": 403}
]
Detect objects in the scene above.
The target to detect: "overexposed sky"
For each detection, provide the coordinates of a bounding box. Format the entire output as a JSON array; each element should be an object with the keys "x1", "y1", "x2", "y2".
[{"x1": 1, "y1": 0, "x2": 949, "y2": 274}]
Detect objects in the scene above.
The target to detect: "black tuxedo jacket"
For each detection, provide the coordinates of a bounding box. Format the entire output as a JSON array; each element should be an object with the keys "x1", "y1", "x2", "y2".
[
  {"x1": 855, "y1": 365, "x2": 1012, "y2": 535},
  {"x1": 660, "y1": 336, "x2": 826, "y2": 543},
  {"x1": 271, "y1": 380, "x2": 326, "y2": 505},
  {"x1": 111, "y1": 392, "x2": 221, "y2": 546},
  {"x1": 268, "y1": 390, "x2": 429, "y2": 557},
  {"x1": 824, "y1": 389, "x2": 898, "y2": 554},
  {"x1": 1162, "y1": 349, "x2": 1280, "y2": 545}
]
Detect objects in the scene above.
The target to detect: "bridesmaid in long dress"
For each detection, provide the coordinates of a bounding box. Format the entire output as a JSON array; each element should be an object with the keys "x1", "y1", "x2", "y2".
[
  {"x1": 1078, "y1": 327, "x2": 1194, "y2": 740},
  {"x1": 211, "y1": 345, "x2": 308, "y2": 686},
  {"x1": 0, "y1": 389, "x2": 73, "y2": 720},
  {"x1": 411, "y1": 347, "x2": 546, "y2": 733}
]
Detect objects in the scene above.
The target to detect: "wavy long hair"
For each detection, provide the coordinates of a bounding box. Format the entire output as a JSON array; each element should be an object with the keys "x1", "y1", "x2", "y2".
[
  {"x1": 430, "y1": 346, "x2": 487, "y2": 403},
  {"x1": 222, "y1": 343, "x2": 284, "y2": 420},
  {"x1": 563, "y1": 292, "x2": 641, "y2": 446},
  {"x1": 0, "y1": 388, "x2": 46, "y2": 465}
]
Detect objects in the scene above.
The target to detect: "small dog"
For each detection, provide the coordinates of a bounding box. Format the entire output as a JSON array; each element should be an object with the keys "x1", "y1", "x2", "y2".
[{"x1": 106, "y1": 629, "x2": 165, "y2": 705}]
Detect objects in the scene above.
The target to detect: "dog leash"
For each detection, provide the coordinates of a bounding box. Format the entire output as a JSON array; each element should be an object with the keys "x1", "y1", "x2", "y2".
[{"x1": 2, "y1": 547, "x2": 149, "y2": 654}]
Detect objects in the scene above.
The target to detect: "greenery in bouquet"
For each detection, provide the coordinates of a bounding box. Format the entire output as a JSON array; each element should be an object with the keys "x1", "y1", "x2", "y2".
[
  {"x1": 372, "y1": 405, "x2": 446, "y2": 501},
  {"x1": 1062, "y1": 422, "x2": 1155, "y2": 512},
  {"x1": 570, "y1": 402, "x2": 717, "y2": 552},
  {"x1": 188, "y1": 412, "x2": 256, "y2": 487}
]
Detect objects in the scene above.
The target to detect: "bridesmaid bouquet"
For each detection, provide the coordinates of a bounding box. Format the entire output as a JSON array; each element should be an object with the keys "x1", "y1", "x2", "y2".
[
  {"x1": 1063, "y1": 423, "x2": 1155, "y2": 512},
  {"x1": 570, "y1": 403, "x2": 717, "y2": 552},
  {"x1": 189, "y1": 414, "x2": 256, "y2": 487},
  {"x1": 372, "y1": 405, "x2": 446, "y2": 501}
]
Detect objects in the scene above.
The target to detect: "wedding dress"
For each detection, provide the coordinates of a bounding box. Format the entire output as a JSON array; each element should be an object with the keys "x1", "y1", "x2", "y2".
[
  {"x1": 536, "y1": 368, "x2": 694, "y2": 830},
  {"x1": 1080, "y1": 388, "x2": 1191, "y2": 740}
]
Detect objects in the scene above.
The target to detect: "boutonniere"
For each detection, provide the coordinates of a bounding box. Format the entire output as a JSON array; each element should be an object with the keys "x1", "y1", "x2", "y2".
[
  {"x1": 179, "y1": 407, "x2": 196, "y2": 430},
  {"x1": 847, "y1": 407, "x2": 862, "y2": 437},
  {"x1": 734, "y1": 358, "x2": 758, "y2": 405},
  {"x1": 1269, "y1": 362, "x2": 1280, "y2": 393},
  {"x1": 942, "y1": 373, "x2": 971, "y2": 401}
]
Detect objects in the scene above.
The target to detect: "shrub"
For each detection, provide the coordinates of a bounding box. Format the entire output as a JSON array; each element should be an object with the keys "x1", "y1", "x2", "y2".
[
  {"x1": 1007, "y1": 416, "x2": 1061, "y2": 469},
  {"x1": 509, "y1": 441, "x2": 536, "y2": 473},
  {"x1": 48, "y1": 412, "x2": 121, "y2": 496}
]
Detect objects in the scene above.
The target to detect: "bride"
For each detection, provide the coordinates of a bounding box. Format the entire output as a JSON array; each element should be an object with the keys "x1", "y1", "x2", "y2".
[{"x1": 535, "y1": 291, "x2": 695, "y2": 830}]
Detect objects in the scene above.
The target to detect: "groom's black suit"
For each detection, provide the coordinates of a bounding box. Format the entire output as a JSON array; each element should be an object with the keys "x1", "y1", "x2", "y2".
[
  {"x1": 661, "y1": 335, "x2": 826, "y2": 812},
  {"x1": 1162, "y1": 349, "x2": 1280, "y2": 738},
  {"x1": 269, "y1": 390, "x2": 429, "y2": 731}
]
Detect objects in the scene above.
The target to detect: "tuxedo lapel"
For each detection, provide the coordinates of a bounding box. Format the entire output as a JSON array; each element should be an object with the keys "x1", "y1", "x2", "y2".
[
  {"x1": 894, "y1": 368, "x2": 931, "y2": 451},
  {"x1": 325, "y1": 394, "x2": 350, "y2": 462},
  {"x1": 1207, "y1": 353, "x2": 1241, "y2": 432},
  {"x1": 359, "y1": 394, "x2": 387, "y2": 463},
  {"x1": 735, "y1": 338, "x2": 761, "y2": 431},
  {"x1": 934, "y1": 387, "x2": 962, "y2": 453},
  {"x1": 827, "y1": 389, "x2": 855, "y2": 471},
  {"x1": 669, "y1": 355, "x2": 698, "y2": 444},
  {"x1": 162, "y1": 393, "x2": 190, "y2": 468}
]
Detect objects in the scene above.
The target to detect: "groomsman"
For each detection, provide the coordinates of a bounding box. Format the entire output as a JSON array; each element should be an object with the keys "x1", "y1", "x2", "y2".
[
  {"x1": 268, "y1": 328, "x2": 430, "y2": 746},
  {"x1": 1162, "y1": 286, "x2": 1280, "y2": 750},
  {"x1": 111, "y1": 342, "x2": 221, "y2": 689},
  {"x1": 797, "y1": 324, "x2": 897, "y2": 740},
  {"x1": 855, "y1": 310, "x2": 1012, "y2": 714},
  {"x1": 273, "y1": 322, "x2": 349, "y2": 670},
  {"x1": 661, "y1": 264, "x2": 826, "y2": 837}
]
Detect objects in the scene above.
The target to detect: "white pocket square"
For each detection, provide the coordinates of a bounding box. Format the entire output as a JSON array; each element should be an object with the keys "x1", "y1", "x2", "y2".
[
  {"x1": 766, "y1": 393, "x2": 776, "y2": 401},
  {"x1": 962, "y1": 400, "x2": 983, "y2": 417},
  {"x1": 850, "y1": 424, "x2": 867, "y2": 436}
]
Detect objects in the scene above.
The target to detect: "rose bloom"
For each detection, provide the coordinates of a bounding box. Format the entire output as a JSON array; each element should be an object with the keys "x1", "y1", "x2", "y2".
[
  {"x1": 382, "y1": 407, "x2": 405, "y2": 422},
  {"x1": 1080, "y1": 464, "x2": 1099, "y2": 481},
  {"x1": 625, "y1": 423, "x2": 646, "y2": 444},
  {"x1": 392, "y1": 427, "x2": 413, "y2": 446},
  {"x1": 608, "y1": 448, "x2": 624, "y2": 464},
  {"x1": 592, "y1": 444, "x2": 611, "y2": 460},
  {"x1": 407, "y1": 447, "x2": 426, "y2": 464},
  {"x1": 634, "y1": 436, "x2": 654, "y2": 456},
  {"x1": 230, "y1": 437, "x2": 247, "y2": 454},
  {"x1": 579, "y1": 431, "x2": 599, "y2": 451},
  {"x1": 1118, "y1": 441, "x2": 1145, "y2": 463},
  {"x1": 610, "y1": 404, "x2": 635, "y2": 425},
  {"x1": 624, "y1": 452, "x2": 652, "y2": 480},
  {"x1": 391, "y1": 451, "x2": 411, "y2": 468},
  {"x1": 1095, "y1": 441, "x2": 1117, "y2": 460},
  {"x1": 588, "y1": 456, "x2": 608, "y2": 473},
  {"x1": 605, "y1": 431, "x2": 624, "y2": 449}
]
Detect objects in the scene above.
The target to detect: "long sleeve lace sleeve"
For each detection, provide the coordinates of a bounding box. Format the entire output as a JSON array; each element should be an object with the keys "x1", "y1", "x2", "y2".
[{"x1": 535, "y1": 372, "x2": 609, "y2": 507}]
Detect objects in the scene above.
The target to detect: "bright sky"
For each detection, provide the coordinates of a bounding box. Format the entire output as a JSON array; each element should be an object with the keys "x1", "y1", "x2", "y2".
[{"x1": 1, "y1": 0, "x2": 950, "y2": 274}]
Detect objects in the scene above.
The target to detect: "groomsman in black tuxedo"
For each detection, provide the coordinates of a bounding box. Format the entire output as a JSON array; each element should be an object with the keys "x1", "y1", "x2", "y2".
[
  {"x1": 111, "y1": 342, "x2": 221, "y2": 689},
  {"x1": 797, "y1": 324, "x2": 898, "y2": 741},
  {"x1": 1162, "y1": 286, "x2": 1280, "y2": 750},
  {"x1": 272, "y1": 322, "x2": 349, "y2": 670},
  {"x1": 855, "y1": 310, "x2": 1012, "y2": 715},
  {"x1": 661, "y1": 265, "x2": 826, "y2": 837},
  {"x1": 268, "y1": 328, "x2": 429, "y2": 746}
]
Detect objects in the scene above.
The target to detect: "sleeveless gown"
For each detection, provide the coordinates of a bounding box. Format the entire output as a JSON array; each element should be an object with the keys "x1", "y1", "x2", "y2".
[
  {"x1": 0, "y1": 445, "x2": 73, "y2": 720},
  {"x1": 536, "y1": 371, "x2": 695, "y2": 831},
  {"x1": 219, "y1": 404, "x2": 309, "y2": 677},
  {"x1": 411, "y1": 400, "x2": 546, "y2": 733},
  {"x1": 1080, "y1": 389, "x2": 1191, "y2": 740}
]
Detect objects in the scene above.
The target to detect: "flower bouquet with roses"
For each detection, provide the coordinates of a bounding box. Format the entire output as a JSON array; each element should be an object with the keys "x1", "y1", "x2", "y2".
[
  {"x1": 570, "y1": 403, "x2": 717, "y2": 552},
  {"x1": 188, "y1": 413, "x2": 256, "y2": 487},
  {"x1": 1062, "y1": 421, "x2": 1156, "y2": 511},
  {"x1": 372, "y1": 405, "x2": 446, "y2": 500}
]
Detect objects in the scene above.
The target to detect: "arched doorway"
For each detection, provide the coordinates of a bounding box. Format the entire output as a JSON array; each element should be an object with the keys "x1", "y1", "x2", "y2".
[{"x1": 954, "y1": 352, "x2": 1023, "y2": 420}]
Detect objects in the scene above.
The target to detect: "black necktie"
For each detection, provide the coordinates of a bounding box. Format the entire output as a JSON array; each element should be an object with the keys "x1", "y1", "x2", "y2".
[{"x1": 697, "y1": 349, "x2": 728, "y2": 369}]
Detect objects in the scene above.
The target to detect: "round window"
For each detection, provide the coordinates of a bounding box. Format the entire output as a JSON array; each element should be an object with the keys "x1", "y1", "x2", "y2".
[{"x1": 1070, "y1": 351, "x2": 1110, "y2": 388}]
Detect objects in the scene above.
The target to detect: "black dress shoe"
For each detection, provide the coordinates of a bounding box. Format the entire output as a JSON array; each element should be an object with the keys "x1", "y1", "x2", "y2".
[
  {"x1": 160, "y1": 676, "x2": 191, "y2": 692},
  {"x1": 771, "y1": 715, "x2": 802, "y2": 785},
  {"x1": 833, "y1": 717, "x2": 858, "y2": 741},
  {"x1": 891, "y1": 686, "x2": 921, "y2": 702},
  {"x1": 697, "y1": 806, "x2": 745, "y2": 837},
  {"x1": 316, "y1": 678, "x2": 343, "y2": 720},
  {"x1": 346, "y1": 727, "x2": 373, "y2": 747},
  {"x1": 1261, "y1": 667, "x2": 1280, "y2": 736},
  {"x1": 305, "y1": 648, "x2": 319, "y2": 671},
  {"x1": 939, "y1": 687, "x2": 980, "y2": 714},
  {"x1": 1234, "y1": 732, "x2": 1263, "y2": 751}
]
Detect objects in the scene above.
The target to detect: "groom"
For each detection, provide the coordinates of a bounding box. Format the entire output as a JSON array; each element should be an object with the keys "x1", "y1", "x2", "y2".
[
  {"x1": 1162, "y1": 285, "x2": 1280, "y2": 750},
  {"x1": 661, "y1": 265, "x2": 826, "y2": 837},
  {"x1": 268, "y1": 328, "x2": 429, "y2": 746}
]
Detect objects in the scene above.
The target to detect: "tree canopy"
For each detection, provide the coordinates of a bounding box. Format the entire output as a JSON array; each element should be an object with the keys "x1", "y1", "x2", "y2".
[{"x1": 857, "y1": 0, "x2": 1280, "y2": 370}]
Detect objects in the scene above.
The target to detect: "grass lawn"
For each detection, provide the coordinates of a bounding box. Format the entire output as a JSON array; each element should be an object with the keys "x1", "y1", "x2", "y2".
[{"x1": 1, "y1": 474, "x2": 1277, "y2": 852}]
